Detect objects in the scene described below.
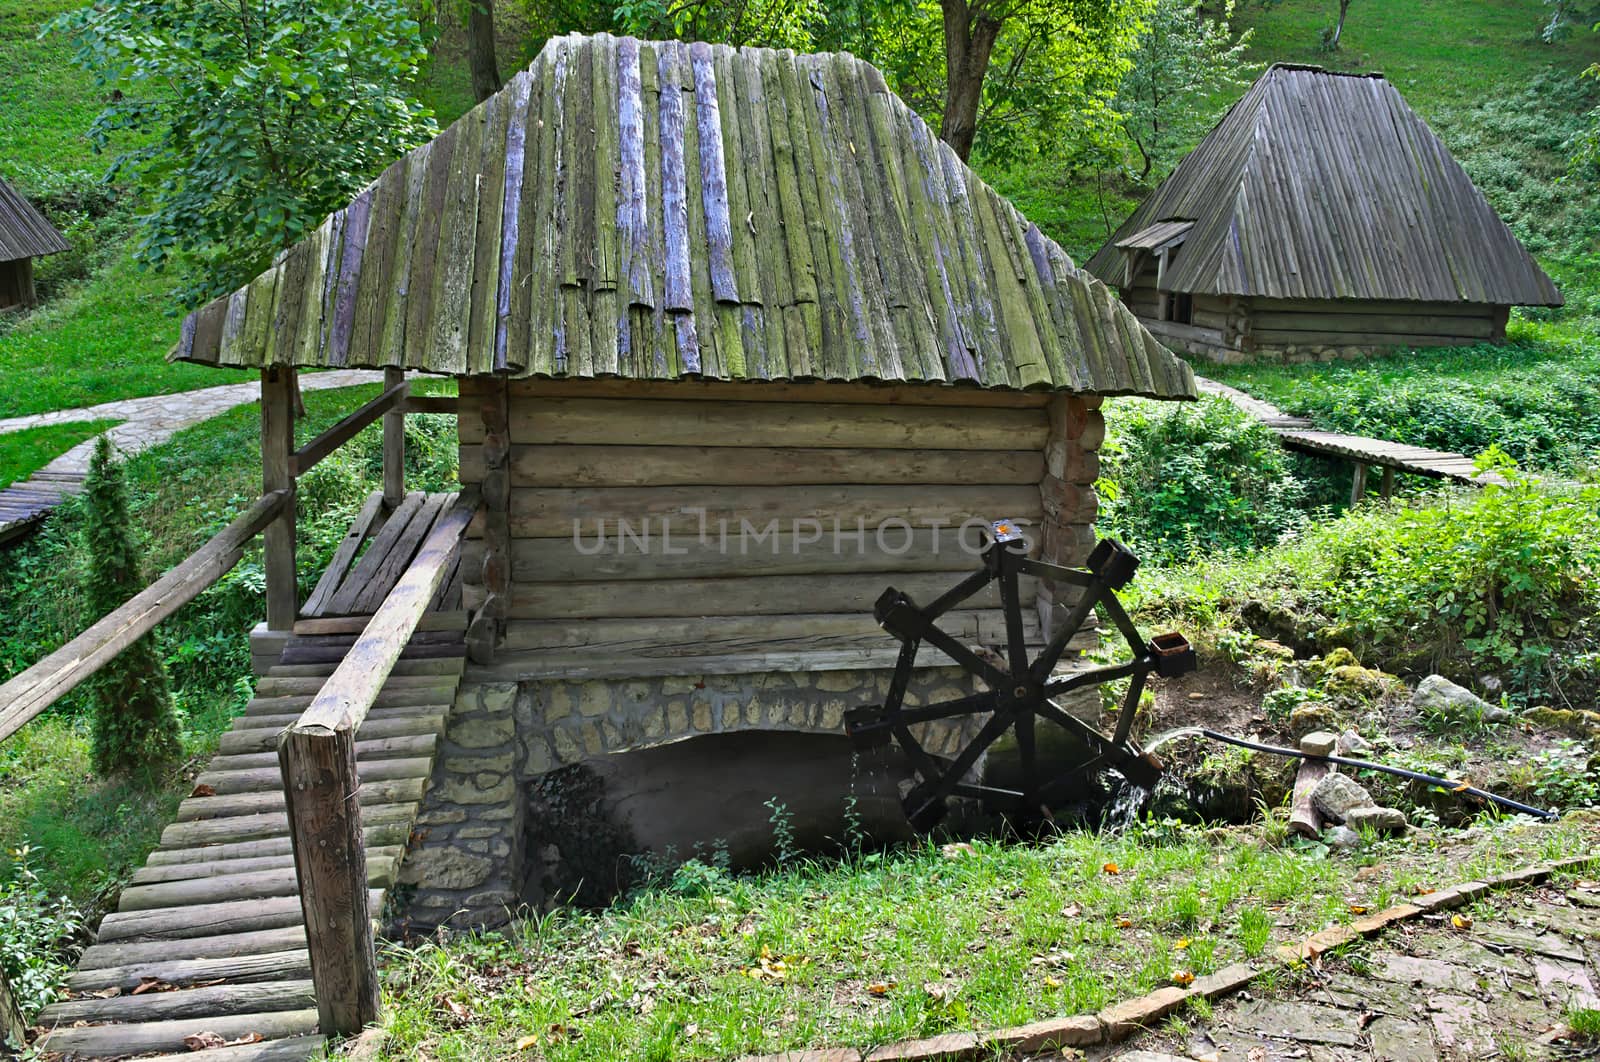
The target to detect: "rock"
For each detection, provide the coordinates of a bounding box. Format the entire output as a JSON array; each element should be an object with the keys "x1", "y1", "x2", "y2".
[
  {"x1": 1521, "y1": 706, "x2": 1600, "y2": 738},
  {"x1": 1311, "y1": 772, "x2": 1376, "y2": 824},
  {"x1": 1344, "y1": 805, "x2": 1408, "y2": 833},
  {"x1": 1325, "y1": 664, "x2": 1393, "y2": 704},
  {"x1": 1336, "y1": 730, "x2": 1372, "y2": 756},
  {"x1": 1324, "y1": 825, "x2": 1361, "y2": 849},
  {"x1": 1288, "y1": 702, "x2": 1340, "y2": 737},
  {"x1": 1255, "y1": 640, "x2": 1295, "y2": 662},
  {"x1": 1299, "y1": 730, "x2": 1338, "y2": 757},
  {"x1": 1412, "y1": 674, "x2": 1497, "y2": 723},
  {"x1": 1479, "y1": 674, "x2": 1504, "y2": 695},
  {"x1": 1481, "y1": 705, "x2": 1515, "y2": 724}
]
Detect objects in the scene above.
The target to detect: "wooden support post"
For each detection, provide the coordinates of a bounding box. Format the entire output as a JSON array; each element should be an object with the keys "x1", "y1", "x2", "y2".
[
  {"x1": 262, "y1": 367, "x2": 298, "y2": 631},
  {"x1": 466, "y1": 379, "x2": 510, "y2": 664},
  {"x1": 278, "y1": 726, "x2": 378, "y2": 1036},
  {"x1": 1036, "y1": 395, "x2": 1102, "y2": 639},
  {"x1": 0, "y1": 963, "x2": 28, "y2": 1049},
  {"x1": 382, "y1": 367, "x2": 407, "y2": 508},
  {"x1": 1380, "y1": 466, "x2": 1396, "y2": 502},
  {"x1": 1349, "y1": 462, "x2": 1368, "y2": 507}
]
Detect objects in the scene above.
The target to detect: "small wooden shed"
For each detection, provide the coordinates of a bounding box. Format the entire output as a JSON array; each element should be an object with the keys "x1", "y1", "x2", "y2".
[
  {"x1": 171, "y1": 33, "x2": 1193, "y2": 758},
  {"x1": 0, "y1": 177, "x2": 69, "y2": 310},
  {"x1": 1086, "y1": 65, "x2": 1563, "y2": 363}
]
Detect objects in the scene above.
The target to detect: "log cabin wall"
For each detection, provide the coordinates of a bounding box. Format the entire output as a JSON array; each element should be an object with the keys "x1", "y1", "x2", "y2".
[
  {"x1": 457, "y1": 378, "x2": 1103, "y2": 679},
  {"x1": 0, "y1": 258, "x2": 34, "y2": 311}
]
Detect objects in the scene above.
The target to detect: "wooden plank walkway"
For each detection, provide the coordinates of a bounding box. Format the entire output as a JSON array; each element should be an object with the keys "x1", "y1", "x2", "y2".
[
  {"x1": 34, "y1": 492, "x2": 465, "y2": 1059},
  {"x1": 1196, "y1": 377, "x2": 1506, "y2": 492},
  {"x1": 0, "y1": 470, "x2": 84, "y2": 546}
]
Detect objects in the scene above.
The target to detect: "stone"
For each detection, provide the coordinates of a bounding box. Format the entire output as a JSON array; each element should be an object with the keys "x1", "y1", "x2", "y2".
[
  {"x1": 1372, "y1": 955, "x2": 1480, "y2": 994},
  {"x1": 1097, "y1": 986, "x2": 1190, "y2": 1039},
  {"x1": 1299, "y1": 730, "x2": 1338, "y2": 757},
  {"x1": 692, "y1": 703, "x2": 713, "y2": 731},
  {"x1": 436, "y1": 773, "x2": 517, "y2": 806},
  {"x1": 450, "y1": 714, "x2": 515, "y2": 749},
  {"x1": 1336, "y1": 730, "x2": 1371, "y2": 755},
  {"x1": 863, "y1": 1033, "x2": 981, "y2": 1060},
  {"x1": 1189, "y1": 963, "x2": 1258, "y2": 1000},
  {"x1": 576, "y1": 683, "x2": 611, "y2": 719},
  {"x1": 995, "y1": 1014, "x2": 1104, "y2": 1050},
  {"x1": 1288, "y1": 702, "x2": 1340, "y2": 737},
  {"x1": 1411, "y1": 674, "x2": 1499, "y2": 723},
  {"x1": 478, "y1": 684, "x2": 515, "y2": 713},
  {"x1": 401, "y1": 846, "x2": 492, "y2": 890},
  {"x1": 1522, "y1": 705, "x2": 1600, "y2": 738},
  {"x1": 442, "y1": 752, "x2": 513, "y2": 775},
  {"x1": 1324, "y1": 825, "x2": 1361, "y2": 849},
  {"x1": 1311, "y1": 772, "x2": 1375, "y2": 823},
  {"x1": 1344, "y1": 805, "x2": 1407, "y2": 833}
]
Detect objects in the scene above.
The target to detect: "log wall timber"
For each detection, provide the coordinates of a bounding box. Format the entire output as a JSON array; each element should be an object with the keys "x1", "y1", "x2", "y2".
[
  {"x1": 1037, "y1": 395, "x2": 1102, "y2": 636},
  {"x1": 457, "y1": 381, "x2": 1093, "y2": 676}
]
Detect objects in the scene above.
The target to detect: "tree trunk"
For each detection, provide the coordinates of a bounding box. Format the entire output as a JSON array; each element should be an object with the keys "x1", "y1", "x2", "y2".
[
  {"x1": 938, "y1": 0, "x2": 1003, "y2": 163},
  {"x1": 467, "y1": 0, "x2": 503, "y2": 103},
  {"x1": 1330, "y1": 0, "x2": 1351, "y2": 48}
]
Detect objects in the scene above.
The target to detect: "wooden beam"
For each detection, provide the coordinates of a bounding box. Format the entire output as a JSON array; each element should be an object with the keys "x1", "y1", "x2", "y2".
[
  {"x1": 0, "y1": 964, "x2": 26, "y2": 1049},
  {"x1": 0, "y1": 491, "x2": 289, "y2": 744},
  {"x1": 382, "y1": 367, "x2": 407, "y2": 506},
  {"x1": 277, "y1": 488, "x2": 476, "y2": 1035},
  {"x1": 290, "y1": 383, "x2": 407, "y2": 478},
  {"x1": 262, "y1": 367, "x2": 298, "y2": 631},
  {"x1": 404, "y1": 394, "x2": 459, "y2": 414},
  {"x1": 1350, "y1": 463, "x2": 1368, "y2": 506},
  {"x1": 1380, "y1": 466, "x2": 1396, "y2": 502}
]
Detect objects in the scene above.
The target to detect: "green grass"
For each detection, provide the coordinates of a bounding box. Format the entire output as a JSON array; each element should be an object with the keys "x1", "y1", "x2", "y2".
[
  {"x1": 1233, "y1": 0, "x2": 1600, "y2": 116},
  {"x1": 0, "y1": 0, "x2": 115, "y2": 179},
  {"x1": 371, "y1": 818, "x2": 1593, "y2": 1060},
  {"x1": 0, "y1": 419, "x2": 117, "y2": 489},
  {"x1": 1201, "y1": 333, "x2": 1600, "y2": 475}
]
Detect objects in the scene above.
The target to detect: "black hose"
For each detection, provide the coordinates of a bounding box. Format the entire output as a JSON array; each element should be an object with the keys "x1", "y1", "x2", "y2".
[{"x1": 1193, "y1": 728, "x2": 1558, "y2": 822}]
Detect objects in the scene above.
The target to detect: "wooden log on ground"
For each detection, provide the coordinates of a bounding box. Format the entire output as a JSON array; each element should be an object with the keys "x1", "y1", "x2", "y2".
[
  {"x1": 1289, "y1": 759, "x2": 1329, "y2": 838},
  {"x1": 74, "y1": 926, "x2": 309, "y2": 970},
  {"x1": 36, "y1": 1007, "x2": 319, "y2": 1057},
  {"x1": 0, "y1": 490, "x2": 289, "y2": 743},
  {"x1": 131, "y1": 845, "x2": 404, "y2": 885},
  {"x1": 66, "y1": 949, "x2": 312, "y2": 994},
  {"x1": 40, "y1": 978, "x2": 316, "y2": 1025}
]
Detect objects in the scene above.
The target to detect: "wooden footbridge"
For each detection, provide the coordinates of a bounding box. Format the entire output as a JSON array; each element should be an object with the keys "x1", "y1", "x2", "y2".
[
  {"x1": 0, "y1": 373, "x2": 476, "y2": 1059},
  {"x1": 1195, "y1": 378, "x2": 1508, "y2": 498}
]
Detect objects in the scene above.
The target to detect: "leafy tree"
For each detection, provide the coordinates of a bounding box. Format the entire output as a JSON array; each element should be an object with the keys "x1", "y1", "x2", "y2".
[
  {"x1": 1114, "y1": 0, "x2": 1258, "y2": 180},
  {"x1": 50, "y1": 0, "x2": 437, "y2": 307},
  {"x1": 870, "y1": 0, "x2": 1153, "y2": 164},
  {"x1": 613, "y1": 0, "x2": 826, "y2": 48},
  {"x1": 80, "y1": 437, "x2": 181, "y2": 778}
]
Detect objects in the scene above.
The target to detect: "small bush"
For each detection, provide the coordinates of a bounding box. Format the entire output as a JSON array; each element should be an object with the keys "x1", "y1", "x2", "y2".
[
  {"x1": 0, "y1": 847, "x2": 82, "y2": 1020},
  {"x1": 1098, "y1": 396, "x2": 1312, "y2": 565}
]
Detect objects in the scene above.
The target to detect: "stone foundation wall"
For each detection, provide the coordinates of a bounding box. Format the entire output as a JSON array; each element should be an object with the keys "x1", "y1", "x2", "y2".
[{"x1": 401, "y1": 666, "x2": 1098, "y2": 928}]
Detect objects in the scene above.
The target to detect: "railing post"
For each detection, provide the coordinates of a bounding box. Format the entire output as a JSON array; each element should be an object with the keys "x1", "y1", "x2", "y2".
[
  {"x1": 279, "y1": 723, "x2": 379, "y2": 1036},
  {"x1": 262, "y1": 366, "x2": 297, "y2": 631},
  {"x1": 382, "y1": 367, "x2": 407, "y2": 508},
  {"x1": 0, "y1": 963, "x2": 27, "y2": 1049}
]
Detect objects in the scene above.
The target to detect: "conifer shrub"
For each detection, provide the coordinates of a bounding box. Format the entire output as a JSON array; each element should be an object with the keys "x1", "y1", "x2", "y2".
[{"x1": 80, "y1": 436, "x2": 181, "y2": 776}]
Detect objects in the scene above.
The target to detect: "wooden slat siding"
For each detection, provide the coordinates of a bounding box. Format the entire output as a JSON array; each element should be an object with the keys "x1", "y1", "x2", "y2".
[
  {"x1": 504, "y1": 484, "x2": 1048, "y2": 538},
  {"x1": 456, "y1": 396, "x2": 1047, "y2": 447},
  {"x1": 459, "y1": 444, "x2": 1044, "y2": 487},
  {"x1": 0, "y1": 492, "x2": 289, "y2": 744},
  {"x1": 502, "y1": 377, "x2": 1052, "y2": 405},
  {"x1": 485, "y1": 571, "x2": 1036, "y2": 621},
  {"x1": 1087, "y1": 65, "x2": 1560, "y2": 309},
  {"x1": 172, "y1": 36, "x2": 1194, "y2": 402},
  {"x1": 483, "y1": 527, "x2": 1019, "y2": 582}
]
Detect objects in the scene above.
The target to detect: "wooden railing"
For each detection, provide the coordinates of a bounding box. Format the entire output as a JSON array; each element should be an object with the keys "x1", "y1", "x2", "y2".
[
  {"x1": 0, "y1": 490, "x2": 291, "y2": 744},
  {"x1": 278, "y1": 487, "x2": 478, "y2": 1035}
]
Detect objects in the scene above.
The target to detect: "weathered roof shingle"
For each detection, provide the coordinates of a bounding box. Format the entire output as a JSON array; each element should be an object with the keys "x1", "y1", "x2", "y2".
[
  {"x1": 0, "y1": 178, "x2": 70, "y2": 263},
  {"x1": 172, "y1": 34, "x2": 1194, "y2": 398},
  {"x1": 1086, "y1": 65, "x2": 1561, "y2": 307}
]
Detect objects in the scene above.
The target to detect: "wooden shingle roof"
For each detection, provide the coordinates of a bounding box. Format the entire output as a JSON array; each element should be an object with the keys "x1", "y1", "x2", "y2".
[
  {"x1": 171, "y1": 34, "x2": 1194, "y2": 398},
  {"x1": 1086, "y1": 65, "x2": 1562, "y2": 307},
  {"x1": 0, "y1": 178, "x2": 69, "y2": 263}
]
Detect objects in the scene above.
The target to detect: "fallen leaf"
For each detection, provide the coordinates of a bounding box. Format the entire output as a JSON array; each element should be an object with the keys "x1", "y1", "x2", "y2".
[
  {"x1": 1061, "y1": 903, "x2": 1081, "y2": 918},
  {"x1": 1043, "y1": 976, "x2": 1062, "y2": 988},
  {"x1": 515, "y1": 1034, "x2": 540, "y2": 1051},
  {"x1": 941, "y1": 842, "x2": 977, "y2": 860},
  {"x1": 1348, "y1": 905, "x2": 1368, "y2": 915},
  {"x1": 922, "y1": 980, "x2": 957, "y2": 1001},
  {"x1": 1175, "y1": 937, "x2": 1191, "y2": 949},
  {"x1": 1451, "y1": 781, "x2": 1472, "y2": 792},
  {"x1": 444, "y1": 997, "x2": 472, "y2": 1021},
  {"x1": 1116, "y1": 917, "x2": 1133, "y2": 929},
  {"x1": 867, "y1": 981, "x2": 895, "y2": 996},
  {"x1": 183, "y1": 1033, "x2": 227, "y2": 1050},
  {"x1": 132, "y1": 978, "x2": 173, "y2": 995},
  {"x1": 684, "y1": 1022, "x2": 699, "y2": 1038},
  {"x1": 1102, "y1": 862, "x2": 1121, "y2": 875},
  {"x1": 1451, "y1": 913, "x2": 1474, "y2": 930},
  {"x1": 190, "y1": 783, "x2": 217, "y2": 798},
  {"x1": 1248, "y1": 1047, "x2": 1267, "y2": 1062},
  {"x1": 1171, "y1": 970, "x2": 1195, "y2": 986},
  {"x1": 91, "y1": 986, "x2": 120, "y2": 999}
]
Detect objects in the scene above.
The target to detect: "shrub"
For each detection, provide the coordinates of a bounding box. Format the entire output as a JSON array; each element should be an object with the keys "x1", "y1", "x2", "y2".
[
  {"x1": 0, "y1": 846, "x2": 81, "y2": 1021},
  {"x1": 81, "y1": 436, "x2": 181, "y2": 776},
  {"x1": 1098, "y1": 396, "x2": 1312, "y2": 565}
]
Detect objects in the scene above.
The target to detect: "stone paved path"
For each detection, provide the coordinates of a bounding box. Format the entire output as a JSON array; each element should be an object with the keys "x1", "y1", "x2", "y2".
[
  {"x1": 0, "y1": 370, "x2": 383, "y2": 543},
  {"x1": 1079, "y1": 878, "x2": 1600, "y2": 1061}
]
